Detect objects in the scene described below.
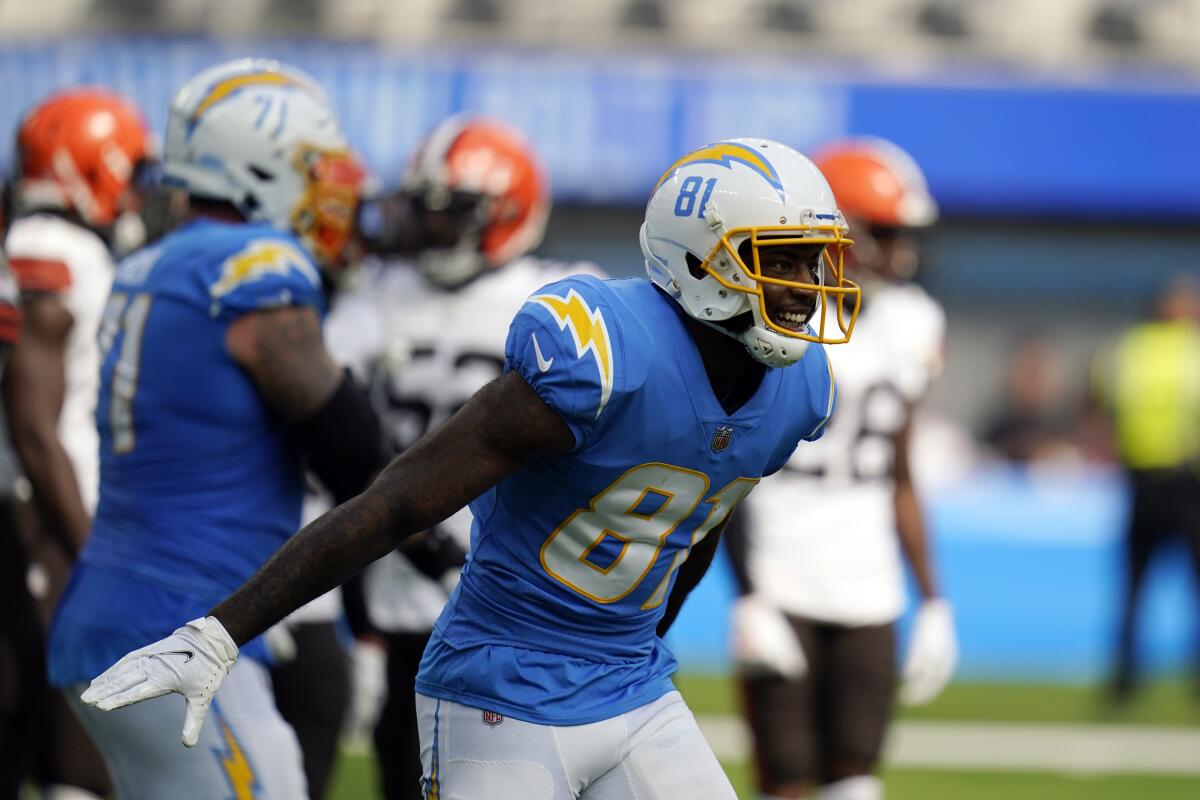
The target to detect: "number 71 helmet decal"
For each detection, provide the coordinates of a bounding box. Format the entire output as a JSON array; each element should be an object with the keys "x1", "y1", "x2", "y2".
[
  {"x1": 163, "y1": 59, "x2": 365, "y2": 268},
  {"x1": 640, "y1": 138, "x2": 861, "y2": 368}
]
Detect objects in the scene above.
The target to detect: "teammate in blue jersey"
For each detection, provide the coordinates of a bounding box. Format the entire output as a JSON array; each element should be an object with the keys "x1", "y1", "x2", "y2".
[
  {"x1": 83, "y1": 138, "x2": 862, "y2": 798},
  {"x1": 48, "y1": 60, "x2": 382, "y2": 798}
]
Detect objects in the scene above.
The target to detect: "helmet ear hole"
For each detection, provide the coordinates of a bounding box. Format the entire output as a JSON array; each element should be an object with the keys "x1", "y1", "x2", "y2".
[{"x1": 685, "y1": 252, "x2": 706, "y2": 280}]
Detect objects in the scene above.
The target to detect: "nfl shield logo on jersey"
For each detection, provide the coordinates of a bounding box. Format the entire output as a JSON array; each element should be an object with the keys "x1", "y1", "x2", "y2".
[
  {"x1": 482, "y1": 710, "x2": 504, "y2": 727},
  {"x1": 711, "y1": 425, "x2": 734, "y2": 453}
]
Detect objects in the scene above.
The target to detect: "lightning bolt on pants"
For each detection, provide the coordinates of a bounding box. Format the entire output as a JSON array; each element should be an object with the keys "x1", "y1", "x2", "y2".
[{"x1": 66, "y1": 658, "x2": 308, "y2": 799}]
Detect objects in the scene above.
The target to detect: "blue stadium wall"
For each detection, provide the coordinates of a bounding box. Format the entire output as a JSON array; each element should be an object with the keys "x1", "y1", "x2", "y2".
[
  {"x1": 670, "y1": 466, "x2": 1197, "y2": 683},
  {"x1": 1, "y1": 38, "x2": 1199, "y2": 219}
]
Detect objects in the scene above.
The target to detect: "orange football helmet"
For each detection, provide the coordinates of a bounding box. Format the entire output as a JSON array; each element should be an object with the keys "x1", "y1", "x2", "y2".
[
  {"x1": 401, "y1": 115, "x2": 549, "y2": 288},
  {"x1": 14, "y1": 89, "x2": 152, "y2": 228},
  {"x1": 813, "y1": 138, "x2": 936, "y2": 281}
]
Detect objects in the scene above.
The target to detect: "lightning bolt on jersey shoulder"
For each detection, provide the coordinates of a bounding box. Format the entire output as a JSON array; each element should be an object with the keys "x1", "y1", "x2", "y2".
[{"x1": 504, "y1": 275, "x2": 635, "y2": 449}]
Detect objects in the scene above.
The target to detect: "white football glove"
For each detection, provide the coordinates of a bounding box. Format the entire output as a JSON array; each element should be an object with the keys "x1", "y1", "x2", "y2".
[
  {"x1": 344, "y1": 638, "x2": 388, "y2": 747},
  {"x1": 899, "y1": 598, "x2": 958, "y2": 706},
  {"x1": 264, "y1": 622, "x2": 298, "y2": 664},
  {"x1": 730, "y1": 594, "x2": 807, "y2": 679},
  {"x1": 80, "y1": 616, "x2": 238, "y2": 747}
]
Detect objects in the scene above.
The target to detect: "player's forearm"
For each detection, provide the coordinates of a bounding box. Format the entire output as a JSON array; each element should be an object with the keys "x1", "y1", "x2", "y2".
[
  {"x1": 210, "y1": 483, "x2": 403, "y2": 645},
  {"x1": 895, "y1": 481, "x2": 938, "y2": 600},
  {"x1": 211, "y1": 444, "x2": 503, "y2": 646},
  {"x1": 720, "y1": 509, "x2": 754, "y2": 596},
  {"x1": 657, "y1": 522, "x2": 725, "y2": 637},
  {"x1": 1, "y1": 299, "x2": 83, "y2": 553},
  {"x1": 893, "y1": 416, "x2": 939, "y2": 600},
  {"x1": 11, "y1": 430, "x2": 90, "y2": 555},
  {"x1": 211, "y1": 373, "x2": 557, "y2": 645}
]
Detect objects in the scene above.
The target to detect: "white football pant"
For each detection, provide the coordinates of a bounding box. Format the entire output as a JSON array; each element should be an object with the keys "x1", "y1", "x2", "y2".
[
  {"x1": 67, "y1": 658, "x2": 307, "y2": 799},
  {"x1": 417, "y1": 690, "x2": 735, "y2": 799}
]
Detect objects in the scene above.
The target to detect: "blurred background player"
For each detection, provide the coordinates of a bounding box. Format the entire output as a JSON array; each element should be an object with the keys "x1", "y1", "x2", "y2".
[
  {"x1": 43, "y1": 59, "x2": 382, "y2": 799},
  {"x1": 2, "y1": 87, "x2": 155, "y2": 800},
  {"x1": 725, "y1": 138, "x2": 955, "y2": 800},
  {"x1": 1091, "y1": 272, "x2": 1200, "y2": 702},
  {"x1": 980, "y1": 335, "x2": 1081, "y2": 464},
  {"x1": 325, "y1": 114, "x2": 599, "y2": 798}
]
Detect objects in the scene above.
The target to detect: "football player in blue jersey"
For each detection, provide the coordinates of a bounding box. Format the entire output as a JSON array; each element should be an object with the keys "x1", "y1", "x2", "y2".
[
  {"x1": 83, "y1": 138, "x2": 862, "y2": 798},
  {"x1": 46, "y1": 60, "x2": 383, "y2": 798}
]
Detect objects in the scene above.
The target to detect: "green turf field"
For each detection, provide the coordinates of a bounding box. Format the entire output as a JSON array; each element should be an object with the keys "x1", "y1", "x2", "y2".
[
  {"x1": 673, "y1": 673, "x2": 1200, "y2": 726},
  {"x1": 329, "y1": 752, "x2": 1200, "y2": 800},
  {"x1": 329, "y1": 676, "x2": 1200, "y2": 799}
]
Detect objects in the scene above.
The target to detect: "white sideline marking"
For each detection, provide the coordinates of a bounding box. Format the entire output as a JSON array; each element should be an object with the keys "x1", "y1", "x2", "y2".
[{"x1": 695, "y1": 715, "x2": 1200, "y2": 776}]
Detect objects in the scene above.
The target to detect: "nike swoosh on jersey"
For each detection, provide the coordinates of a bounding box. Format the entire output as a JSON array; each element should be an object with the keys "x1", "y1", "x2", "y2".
[
  {"x1": 531, "y1": 332, "x2": 554, "y2": 372},
  {"x1": 159, "y1": 650, "x2": 196, "y2": 663}
]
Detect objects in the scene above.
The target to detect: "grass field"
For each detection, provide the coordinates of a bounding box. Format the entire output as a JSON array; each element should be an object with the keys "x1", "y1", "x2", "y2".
[
  {"x1": 328, "y1": 676, "x2": 1200, "y2": 799},
  {"x1": 329, "y1": 752, "x2": 1200, "y2": 800},
  {"x1": 673, "y1": 673, "x2": 1200, "y2": 726}
]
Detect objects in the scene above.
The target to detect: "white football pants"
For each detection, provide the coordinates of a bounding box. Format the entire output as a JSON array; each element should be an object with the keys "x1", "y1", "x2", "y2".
[
  {"x1": 67, "y1": 658, "x2": 308, "y2": 800},
  {"x1": 416, "y1": 690, "x2": 736, "y2": 799}
]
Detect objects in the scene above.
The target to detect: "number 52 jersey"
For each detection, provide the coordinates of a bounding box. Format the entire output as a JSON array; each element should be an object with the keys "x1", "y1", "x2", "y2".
[{"x1": 416, "y1": 274, "x2": 836, "y2": 725}]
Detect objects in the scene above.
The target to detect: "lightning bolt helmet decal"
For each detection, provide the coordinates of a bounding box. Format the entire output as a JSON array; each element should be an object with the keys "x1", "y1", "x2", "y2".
[{"x1": 654, "y1": 140, "x2": 784, "y2": 200}]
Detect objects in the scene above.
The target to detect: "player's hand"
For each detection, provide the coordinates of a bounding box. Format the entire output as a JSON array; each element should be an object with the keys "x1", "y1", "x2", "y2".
[
  {"x1": 80, "y1": 616, "x2": 239, "y2": 747},
  {"x1": 345, "y1": 637, "x2": 388, "y2": 747},
  {"x1": 900, "y1": 598, "x2": 958, "y2": 706},
  {"x1": 265, "y1": 622, "x2": 298, "y2": 664},
  {"x1": 730, "y1": 594, "x2": 807, "y2": 679}
]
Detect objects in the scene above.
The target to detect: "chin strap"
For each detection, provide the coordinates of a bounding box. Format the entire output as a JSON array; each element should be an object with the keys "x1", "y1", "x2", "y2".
[
  {"x1": 697, "y1": 312, "x2": 747, "y2": 341},
  {"x1": 738, "y1": 324, "x2": 811, "y2": 368}
]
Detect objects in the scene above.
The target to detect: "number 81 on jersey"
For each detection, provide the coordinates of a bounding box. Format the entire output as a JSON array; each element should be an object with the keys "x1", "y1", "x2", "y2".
[{"x1": 539, "y1": 463, "x2": 757, "y2": 608}]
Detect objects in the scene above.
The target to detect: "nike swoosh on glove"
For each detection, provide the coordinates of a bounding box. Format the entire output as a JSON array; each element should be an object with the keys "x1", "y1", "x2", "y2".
[
  {"x1": 730, "y1": 594, "x2": 807, "y2": 679},
  {"x1": 80, "y1": 616, "x2": 239, "y2": 747},
  {"x1": 900, "y1": 598, "x2": 958, "y2": 706}
]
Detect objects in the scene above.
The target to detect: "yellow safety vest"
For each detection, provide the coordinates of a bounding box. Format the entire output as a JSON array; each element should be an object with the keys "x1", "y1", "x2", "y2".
[{"x1": 1107, "y1": 321, "x2": 1200, "y2": 469}]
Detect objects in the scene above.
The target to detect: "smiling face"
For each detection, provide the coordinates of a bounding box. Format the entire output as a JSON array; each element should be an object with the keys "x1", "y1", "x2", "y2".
[{"x1": 737, "y1": 239, "x2": 824, "y2": 333}]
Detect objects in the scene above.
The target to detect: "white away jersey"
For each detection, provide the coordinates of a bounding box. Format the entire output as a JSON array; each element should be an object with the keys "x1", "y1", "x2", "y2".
[
  {"x1": 323, "y1": 257, "x2": 603, "y2": 631},
  {"x1": 744, "y1": 283, "x2": 945, "y2": 625},
  {"x1": 5, "y1": 214, "x2": 115, "y2": 513}
]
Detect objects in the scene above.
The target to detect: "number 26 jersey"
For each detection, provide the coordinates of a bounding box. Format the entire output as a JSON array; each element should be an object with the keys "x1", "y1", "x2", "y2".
[
  {"x1": 415, "y1": 274, "x2": 835, "y2": 725},
  {"x1": 745, "y1": 283, "x2": 945, "y2": 626}
]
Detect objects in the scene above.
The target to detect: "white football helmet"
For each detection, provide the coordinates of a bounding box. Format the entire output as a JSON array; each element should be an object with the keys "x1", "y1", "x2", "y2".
[
  {"x1": 163, "y1": 58, "x2": 364, "y2": 266},
  {"x1": 640, "y1": 138, "x2": 861, "y2": 368}
]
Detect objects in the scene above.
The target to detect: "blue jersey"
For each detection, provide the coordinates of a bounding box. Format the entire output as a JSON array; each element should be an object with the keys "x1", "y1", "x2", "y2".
[
  {"x1": 48, "y1": 219, "x2": 325, "y2": 687},
  {"x1": 416, "y1": 276, "x2": 834, "y2": 725}
]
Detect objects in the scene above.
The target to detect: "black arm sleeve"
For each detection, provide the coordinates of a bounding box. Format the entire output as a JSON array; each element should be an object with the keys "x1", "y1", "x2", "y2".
[
  {"x1": 722, "y1": 505, "x2": 755, "y2": 596},
  {"x1": 292, "y1": 369, "x2": 387, "y2": 504},
  {"x1": 340, "y1": 570, "x2": 380, "y2": 639},
  {"x1": 399, "y1": 527, "x2": 469, "y2": 584},
  {"x1": 656, "y1": 519, "x2": 726, "y2": 638}
]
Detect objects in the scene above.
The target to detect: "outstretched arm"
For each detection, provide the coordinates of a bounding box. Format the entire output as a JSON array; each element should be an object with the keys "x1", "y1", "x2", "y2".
[
  {"x1": 214, "y1": 369, "x2": 574, "y2": 644},
  {"x1": 82, "y1": 370, "x2": 575, "y2": 745}
]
